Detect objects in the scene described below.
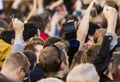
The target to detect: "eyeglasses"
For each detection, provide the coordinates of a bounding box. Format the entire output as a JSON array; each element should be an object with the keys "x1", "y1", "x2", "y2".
[{"x1": 22, "y1": 67, "x2": 28, "y2": 79}]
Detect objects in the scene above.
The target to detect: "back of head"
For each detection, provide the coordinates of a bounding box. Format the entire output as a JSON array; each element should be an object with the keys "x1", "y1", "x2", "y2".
[
  {"x1": 0, "y1": 30, "x2": 15, "y2": 44},
  {"x1": 44, "y1": 37, "x2": 63, "y2": 48},
  {"x1": 67, "y1": 63, "x2": 99, "y2": 82},
  {"x1": 65, "y1": 15, "x2": 78, "y2": 23},
  {"x1": 38, "y1": 77, "x2": 64, "y2": 82},
  {"x1": 39, "y1": 45, "x2": 67, "y2": 77},
  {"x1": 28, "y1": 15, "x2": 45, "y2": 32},
  {"x1": 0, "y1": 20, "x2": 8, "y2": 30},
  {"x1": 23, "y1": 23, "x2": 38, "y2": 42},
  {"x1": 24, "y1": 37, "x2": 44, "y2": 52},
  {"x1": 3, "y1": 52, "x2": 30, "y2": 73},
  {"x1": 94, "y1": 28, "x2": 107, "y2": 43},
  {"x1": 23, "y1": 50, "x2": 37, "y2": 70},
  {"x1": 80, "y1": 44, "x2": 101, "y2": 63}
]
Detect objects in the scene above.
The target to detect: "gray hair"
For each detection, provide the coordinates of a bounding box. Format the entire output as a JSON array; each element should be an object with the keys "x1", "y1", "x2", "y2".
[{"x1": 67, "y1": 63, "x2": 100, "y2": 82}]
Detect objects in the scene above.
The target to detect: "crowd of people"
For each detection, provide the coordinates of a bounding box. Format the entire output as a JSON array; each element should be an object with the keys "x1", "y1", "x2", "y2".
[{"x1": 0, "y1": 0, "x2": 120, "y2": 82}]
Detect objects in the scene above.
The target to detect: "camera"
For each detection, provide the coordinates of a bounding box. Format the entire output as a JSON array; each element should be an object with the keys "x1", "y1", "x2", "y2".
[{"x1": 62, "y1": 21, "x2": 77, "y2": 40}]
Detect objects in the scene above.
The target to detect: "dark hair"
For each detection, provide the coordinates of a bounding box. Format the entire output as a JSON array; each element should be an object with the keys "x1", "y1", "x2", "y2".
[
  {"x1": 0, "y1": 30, "x2": 15, "y2": 44},
  {"x1": 0, "y1": 20, "x2": 8, "y2": 30},
  {"x1": 43, "y1": 0, "x2": 57, "y2": 7},
  {"x1": 85, "y1": 22, "x2": 100, "y2": 42},
  {"x1": 44, "y1": 37, "x2": 63, "y2": 48},
  {"x1": 28, "y1": 15, "x2": 45, "y2": 32},
  {"x1": 23, "y1": 23, "x2": 38, "y2": 42},
  {"x1": 65, "y1": 15, "x2": 78, "y2": 23},
  {"x1": 23, "y1": 50, "x2": 37, "y2": 70}
]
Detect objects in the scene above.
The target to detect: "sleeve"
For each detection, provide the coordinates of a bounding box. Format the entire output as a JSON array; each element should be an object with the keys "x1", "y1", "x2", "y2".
[
  {"x1": 12, "y1": 38, "x2": 24, "y2": 52},
  {"x1": 94, "y1": 35, "x2": 112, "y2": 74}
]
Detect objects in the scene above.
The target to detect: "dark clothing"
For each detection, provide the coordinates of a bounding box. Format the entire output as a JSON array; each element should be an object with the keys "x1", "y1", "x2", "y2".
[
  {"x1": 93, "y1": 35, "x2": 113, "y2": 82},
  {"x1": 0, "y1": 73, "x2": 14, "y2": 82},
  {"x1": 24, "y1": 64, "x2": 44, "y2": 82},
  {"x1": 68, "y1": 39, "x2": 79, "y2": 65}
]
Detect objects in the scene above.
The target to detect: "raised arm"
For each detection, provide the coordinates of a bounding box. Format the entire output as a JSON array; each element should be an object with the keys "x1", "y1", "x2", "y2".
[
  {"x1": 77, "y1": 0, "x2": 97, "y2": 50},
  {"x1": 25, "y1": 0, "x2": 37, "y2": 22},
  {"x1": 12, "y1": 18, "x2": 24, "y2": 52},
  {"x1": 93, "y1": 5, "x2": 118, "y2": 81}
]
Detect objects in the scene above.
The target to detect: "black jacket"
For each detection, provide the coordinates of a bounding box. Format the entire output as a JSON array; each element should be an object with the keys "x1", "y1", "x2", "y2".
[{"x1": 93, "y1": 35, "x2": 113, "y2": 82}]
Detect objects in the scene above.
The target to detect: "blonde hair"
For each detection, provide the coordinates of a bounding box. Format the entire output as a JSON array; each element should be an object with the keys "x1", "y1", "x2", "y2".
[{"x1": 94, "y1": 28, "x2": 106, "y2": 44}]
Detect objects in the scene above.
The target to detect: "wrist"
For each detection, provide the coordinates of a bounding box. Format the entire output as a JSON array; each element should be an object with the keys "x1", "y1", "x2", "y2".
[
  {"x1": 15, "y1": 32, "x2": 23, "y2": 39},
  {"x1": 108, "y1": 21, "x2": 117, "y2": 28}
]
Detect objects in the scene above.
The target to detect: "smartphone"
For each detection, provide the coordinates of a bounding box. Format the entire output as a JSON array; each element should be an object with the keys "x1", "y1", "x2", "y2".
[
  {"x1": 0, "y1": 0, "x2": 3, "y2": 10},
  {"x1": 63, "y1": 21, "x2": 76, "y2": 40}
]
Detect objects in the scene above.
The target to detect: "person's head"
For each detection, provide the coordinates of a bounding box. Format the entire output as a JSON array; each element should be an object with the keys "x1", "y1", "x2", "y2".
[
  {"x1": 24, "y1": 37, "x2": 44, "y2": 52},
  {"x1": 38, "y1": 77, "x2": 64, "y2": 82},
  {"x1": 0, "y1": 30, "x2": 15, "y2": 44},
  {"x1": 23, "y1": 23, "x2": 38, "y2": 42},
  {"x1": 44, "y1": 37, "x2": 69, "y2": 53},
  {"x1": 28, "y1": 15, "x2": 45, "y2": 32},
  {"x1": 80, "y1": 44, "x2": 101, "y2": 63},
  {"x1": 23, "y1": 50, "x2": 37, "y2": 70},
  {"x1": 39, "y1": 45, "x2": 69, "y2": 77},
  {"x1": 0, "y1": 20, "x2": 8, "y2": 35},
  {"x1": 67, "y1": 63, "x2": 100, "y2": 82},
  {"x1": 1, "y1": 52, "x2": 30, "y2": 82},
  {"x1": 65, "y1": 15, "x2": 78, "y2": 23},
  {"x1": 24, "y1": 37, "x2": 44, "y2": 63},
  {"x1": 94, "y1": 28, "x2": 107, "y2": 44},
  {"x1": 111, "y1": 52, "x2": 120, "y2": 75},
  {"x1": 44, "y1": 37, "x2": 64, "y2": 48}
]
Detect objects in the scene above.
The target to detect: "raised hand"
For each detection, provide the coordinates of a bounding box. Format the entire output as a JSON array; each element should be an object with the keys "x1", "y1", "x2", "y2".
[
  {"x1": 103, "y1": 5, "x2": 118, "y2": 33},
  {"x1": 13, "y1": 18, "x2": 24, "y2": 39}
]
